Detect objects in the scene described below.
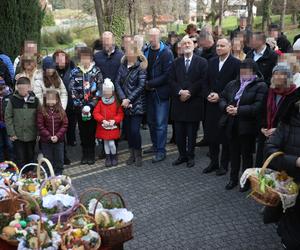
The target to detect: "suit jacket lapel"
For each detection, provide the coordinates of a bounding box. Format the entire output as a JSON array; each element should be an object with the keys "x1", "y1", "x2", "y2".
[{"x1": 218, "y1": 55, "x2": 232, "y2": 75}]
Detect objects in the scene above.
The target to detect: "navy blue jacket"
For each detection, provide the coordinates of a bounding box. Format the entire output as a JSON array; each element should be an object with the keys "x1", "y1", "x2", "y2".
[
  {"x1": 94, "y1": 48, "x2": 124, "y2": 82},
  {"x1": 144, "y1": 42, "x2": 174, "y2": 100}
]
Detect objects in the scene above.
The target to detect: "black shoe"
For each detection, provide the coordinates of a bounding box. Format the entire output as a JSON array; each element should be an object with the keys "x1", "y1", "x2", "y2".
[
  {"x1": 143, "y1": 147, "x2": 155, "y2": 154},
  {"x1": 216, "y1": 167, "x2": 227, "y2": 176},
  {"x1": 105, "y1": 154, "x2": 112, "y2": 167},
  {"x1": 152, "y1": 153, "x2": 166, "y2": 163},
  {"x1": 172, "y1": 157, "x2": 187, "y2": 166},
  {"x1": 239, "y1": 181, "x2": 250, "y2": 192},
  {"x1": 225, "y1": 180, "x2": 238, "y2": 190},
  {"x1": 202, "y1": 163, "x2": 218, "y2": 174},
  {"x1": 195, "y1": 139, "x2": 208, "y2": 147},
  {"x1": 64, "y1": 157, "x2": 71, "y2": 165},
  {"x1": 81, "y1": 158, "x2": 88, "y2": 165},
  {"x1": 186, "y1": 159, "x2": 195, "y2": 168}
]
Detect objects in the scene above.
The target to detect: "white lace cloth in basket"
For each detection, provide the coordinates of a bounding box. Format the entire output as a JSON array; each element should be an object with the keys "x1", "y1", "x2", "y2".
[{"x1": 240, "y1": 168, "x2": 298, "y2": 212}]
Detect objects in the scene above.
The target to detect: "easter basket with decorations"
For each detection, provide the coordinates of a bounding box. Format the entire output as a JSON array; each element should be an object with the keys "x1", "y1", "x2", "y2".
[
  {"x1": 81, "y1": 188, "x2": 133, "y2": 247},
  {"x1": 17, "y1": 157, "x2": 55, "y2": 197},
  {"x1": 0, "y1": 161, "x2": 19, "y2": 189},
  {"x1": 38, "y1": 175, "x2": 79, "y2": 223},
  {"x1": 16, "y1": 196, "x2": 61, "y2": 250},
  {"x1": 240, "y1": 152, "x2": 299, "y2": 211},
  {"x1": 61, "y1": 206, "x2": 101, "y2": 250}
]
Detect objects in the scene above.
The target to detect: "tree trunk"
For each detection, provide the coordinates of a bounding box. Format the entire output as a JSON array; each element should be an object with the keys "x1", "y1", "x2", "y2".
[
  {"x1": 94, "y1": 0, "x2": 104, "y2": 35},
  {"x1": 151, "y1": 5, "x2": 157, "y2": 27},
  {"x1": 218, "y1": 0, "x2": 224, "y2": 27},
  {"x1": 184, "y1": 0, "x2": 189, "y2": 24},
  {"x1": 247, "y1": 0, "x2": 254, "y2": 26},
  {"x1": 262, "y1": 0, "x2": 272, "y2": 32},
  {"x1": 280, "y1": 0, "x2": 287, "y2": 30},
  {"x1": 133, "y1": 1, "x2": 137, "y2": 34},
  {"x1": 128, "y1": 1, "x2": 133, "y2": 35}
]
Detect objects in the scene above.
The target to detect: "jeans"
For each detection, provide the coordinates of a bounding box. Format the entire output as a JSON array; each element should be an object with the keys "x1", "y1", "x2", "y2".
[
  {"x1": 146, "y1": 92, "x2": 169, "y2": 154},
  {"x1": 0, "y1": 127, "x2": 14, "y2": 162},
  {"x1": 124, "y1": 115, "x2": 142, "y2": 150},
  {"x1": 13, "y1": 140, "x2": 36, "y2": 168},
  {"x1": 41, "y1": 142, "x2": 64, "y2": 175}
]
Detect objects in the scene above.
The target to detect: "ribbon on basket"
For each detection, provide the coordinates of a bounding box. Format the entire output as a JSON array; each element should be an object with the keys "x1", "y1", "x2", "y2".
[{"x1": 240, "y1": 168, "x2": 298, "y2": 211}]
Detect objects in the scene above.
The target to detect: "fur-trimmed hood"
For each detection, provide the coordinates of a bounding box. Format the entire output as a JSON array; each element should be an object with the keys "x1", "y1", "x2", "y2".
[{"x1": 120, "y1": 54, "x2": 148, "y2": 70}]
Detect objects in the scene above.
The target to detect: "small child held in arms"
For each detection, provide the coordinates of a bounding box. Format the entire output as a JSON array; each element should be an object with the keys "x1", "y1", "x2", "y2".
[
  {"x1": 5, "y1": 77, "x2": 39, "y2": 168},
  {"x1": 93, "y1": 78, "x2": 124, "y2": 167},
  {"x1": 0, "y1": 76, "x2": 13, "y2": 162},
  {"x1": 37, "y1": 90, "x2": 68, "y2": 175}
]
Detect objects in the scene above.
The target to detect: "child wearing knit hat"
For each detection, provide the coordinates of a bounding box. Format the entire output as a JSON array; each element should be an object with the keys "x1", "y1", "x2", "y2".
[{"x1": 93, "y1": 78, "x2": 124, "y2": 167}]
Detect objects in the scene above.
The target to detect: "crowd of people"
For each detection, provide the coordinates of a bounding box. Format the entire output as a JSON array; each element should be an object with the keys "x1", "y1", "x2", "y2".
[{"x1": 1, "y1": 16, "x2": 300, "y2": 248}]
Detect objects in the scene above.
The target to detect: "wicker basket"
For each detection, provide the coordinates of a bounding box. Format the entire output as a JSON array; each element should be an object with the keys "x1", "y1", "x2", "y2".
[
  {"x1": 61, "y1": 211, "x2": 101, "y2": 250},
  {"x1": 39, "y1": 176, "x2": 79, "y2": 223},
  {"x1": 0, "y1": 161, "x2": 19, "y2": 187},
  {"x1": 248, "y1": 151, "x2": 284, "y2": 207},
  {"x1": 0, "y1": 187, "x2": 30, "y2": 246},
  {"x1": 81, "y1": 189, "x2": 133, "y2": 247},
  {"x1": 18, "y1": 157, "x2": 55, "y2": 197}
]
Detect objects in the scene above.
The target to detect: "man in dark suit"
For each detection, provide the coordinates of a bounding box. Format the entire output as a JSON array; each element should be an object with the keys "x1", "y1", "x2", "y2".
[
  {"x1": 169, "y1": 37, "x2": 208, "y2": 168},
  {"x1": 246, "y1": 32, "x2": 278, "y2": 86},
  {"x1": 202, "y1": 38, "x2": 241, "y2": 176}
]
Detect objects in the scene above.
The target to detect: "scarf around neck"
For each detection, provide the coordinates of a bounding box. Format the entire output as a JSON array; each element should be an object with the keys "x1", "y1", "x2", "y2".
[
  {"x1": 267, "y1": 84, "x2": 297, "y2": 129},
  {"x1": 102, "y1": 96, "x2": 115, "y2": 105},
  {"x1": 234, "y1": 75, "x2": 257, "y2": 105}
]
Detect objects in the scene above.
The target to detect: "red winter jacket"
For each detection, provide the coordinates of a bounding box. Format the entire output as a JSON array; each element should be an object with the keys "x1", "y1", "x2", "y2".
[
  {"x1": 93, "y1": 99, "x2": 124, "y2": 140},
  {"x1": 37, "y1": 108, "x2": 68, "y2": 143}
]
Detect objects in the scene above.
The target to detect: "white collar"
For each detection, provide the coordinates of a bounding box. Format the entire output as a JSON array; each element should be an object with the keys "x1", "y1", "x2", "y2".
[
  {"x1": 254, "y1": 45, "x2": 267, "y2": 56},
  {"x1": 219, "y1": 54, "x2": 230, "y2": 63},
  {"x1": 184, "y1": 54, "x2": 193, "y2": 62}
]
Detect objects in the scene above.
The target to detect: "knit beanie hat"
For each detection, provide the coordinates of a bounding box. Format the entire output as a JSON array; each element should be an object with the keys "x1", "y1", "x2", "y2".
[
  {"x1": 271, "y1": 63, "x2": 293, "y2": 88},
  {"x1": 103, "y1": 78, "x2": 114, "y2": 91},
  {"x1": 42, "y1": 56, "x2": 56, "y2": 71}
]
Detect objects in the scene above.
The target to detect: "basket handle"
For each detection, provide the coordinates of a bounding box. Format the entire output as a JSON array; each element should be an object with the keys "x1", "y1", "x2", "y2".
[
  {"x1": 260, "y1": 151, "x2": 284, "y2": 176},
  {"x1": 93, "y1": 191, "x2": 126, "y2": 216},
  {"x1": 68, "y1": 213, "x2": 99, "y2": 231},
  {"x1": 1, "y1": 161, "x2": 19, "y2": 174},
  {"x1": 37, "y1": 157, "x2": 55, "y2": 179}
]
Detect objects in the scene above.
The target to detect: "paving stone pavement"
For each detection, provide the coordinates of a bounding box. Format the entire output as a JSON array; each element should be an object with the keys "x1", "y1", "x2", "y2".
[{"x1": 65, "y1": 128, "x2": 282, "y2": 250}]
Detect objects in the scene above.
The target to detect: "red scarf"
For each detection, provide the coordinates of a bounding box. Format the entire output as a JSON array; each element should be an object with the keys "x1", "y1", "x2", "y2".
[{"x1": 267, "y1": 84, "x2": 297, "y2": 129}]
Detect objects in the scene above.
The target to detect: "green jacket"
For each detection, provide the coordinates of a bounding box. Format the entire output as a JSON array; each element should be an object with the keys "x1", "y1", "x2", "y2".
[{"x1": 5, "y1": 92, "x2": 39, "y2": 142}]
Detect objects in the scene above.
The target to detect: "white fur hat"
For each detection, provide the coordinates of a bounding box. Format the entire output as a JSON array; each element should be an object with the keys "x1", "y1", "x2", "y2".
[{"x1": 103, "y1": 78, "x2": 114, "y2": 91}]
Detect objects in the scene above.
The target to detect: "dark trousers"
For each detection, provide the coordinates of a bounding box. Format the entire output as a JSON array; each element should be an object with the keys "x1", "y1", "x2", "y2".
[
  {"x1": 66, "y1": 107, "x2": 77, "y2": 144},
  {"x1": 124, "y1": 115, "x2": 142, "y2": 150},
  {"x1": 209, "y1": 142, "x2": 229, "y2": 169},
  {"x1": 255, "y1": 132, "x2": 266, "y2": 168},
  {"x1": 13, "y1": 140, "x2": 36, "y2": 168},
  {"x1": 77, "y1": 114, "x2": 96, "y2": 149},
  {"x1": 229, "y1": 133, "x2": 255, "y2": 182},
  {"x1": 41, "y1": 142, "x2": 64, "y2": 175},
  {"x1": 0, "y1": 127, "x2": 14, "y2": 162},
  {"x1": 174, "y1": 121, "x2": 198, "y2": 159}
]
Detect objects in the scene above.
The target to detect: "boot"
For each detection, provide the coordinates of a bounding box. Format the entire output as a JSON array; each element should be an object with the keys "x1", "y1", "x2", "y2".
[
  {"x1": 126, "y1": 148, "x2": 135, "y2": 165},
  {"x1": 134, "y1": 149, "x2": 142, "y2": 167},
  {"x1": 81, "y1": 148, "x2": 88, "y2": 165},
  {"x1": 111, "y1": 154, "x2": 118, "y2": 166},
  {"x1": 105, "y1": 154, "x2": 112, "y2": 167},
  {"x1": 87, "y1": 148, "x2": 95, "y2": 165}
]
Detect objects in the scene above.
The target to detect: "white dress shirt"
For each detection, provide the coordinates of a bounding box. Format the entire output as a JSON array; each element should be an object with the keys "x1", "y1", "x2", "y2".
[
  {"x1": 218, "y1": 54, "x2": 229, "y2": 71},
  {"x1": 253, "y1": 45, "x2": 267, "y2": 62}
]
